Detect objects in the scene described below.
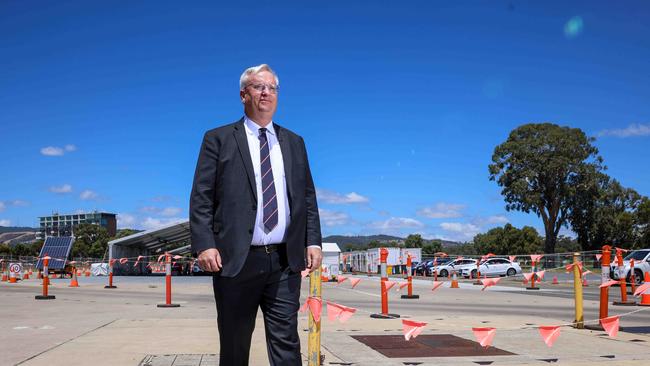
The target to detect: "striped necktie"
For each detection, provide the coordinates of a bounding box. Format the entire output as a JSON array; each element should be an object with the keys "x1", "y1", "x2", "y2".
[{"x1": 259, "y1": 128, "x2": 278, "y2": 232}]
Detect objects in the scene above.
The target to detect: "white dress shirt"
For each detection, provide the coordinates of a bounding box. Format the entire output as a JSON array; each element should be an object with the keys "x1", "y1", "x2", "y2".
[{"x1": 244, "y1": 116, "x2": 290, "y2": 246}]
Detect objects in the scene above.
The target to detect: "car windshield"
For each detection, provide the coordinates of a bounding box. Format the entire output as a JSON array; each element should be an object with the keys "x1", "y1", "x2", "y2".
[{"x1": 624, "y1": 250, "x2": 650, "y2": 261}]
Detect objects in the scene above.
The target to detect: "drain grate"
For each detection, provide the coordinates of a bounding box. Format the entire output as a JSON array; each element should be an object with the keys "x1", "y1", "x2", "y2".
[
  {"x1": 139, "y1": 354, "x2": 218, "y2": 366},
  {"x1": 351, "y1": 334, "x2": 516, "y2": 358}
]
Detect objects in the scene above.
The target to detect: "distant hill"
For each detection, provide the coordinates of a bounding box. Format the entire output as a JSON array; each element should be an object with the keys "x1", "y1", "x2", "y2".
[
  {"x1": 323, "y1": 234, "x2": 462, "y2": 251},
  {"x1": 0, "y1": 226, "x2": 38, "y2": 233}
]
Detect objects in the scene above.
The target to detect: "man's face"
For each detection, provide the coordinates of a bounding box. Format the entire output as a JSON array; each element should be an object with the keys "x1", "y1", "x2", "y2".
[{"x1": 241, "y1": 71, "x2": 278, "y2": 118}]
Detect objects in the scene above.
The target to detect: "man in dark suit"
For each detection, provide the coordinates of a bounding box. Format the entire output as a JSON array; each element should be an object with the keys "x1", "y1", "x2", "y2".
[{"x1": 190, "y1": 64, "x2": 322, "y2": 365}]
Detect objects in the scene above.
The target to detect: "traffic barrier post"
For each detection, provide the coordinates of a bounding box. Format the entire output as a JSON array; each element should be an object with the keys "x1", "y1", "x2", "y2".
[
  {"x1": 157, "y1": 253, "x2": 180, "y2": 308},
  {"x1": 370, "y1": 248, "x2": 400, "y2": 319},
  {"x1": 69, "y1": 266, "x2": 79, "y2": 287},
  {"x1": 526, "y1": 260, "x2": 540, "y2": 290},
  {"x1": 639, "y1": 272, "x2": 650, "y2": 306},
  {"x1": 35, "y1": 256, "x2": 55, "y2": 300},
  {"x1": 105, "y1": 259, "x2": 117, "y2": 289},
  {"x1": 613, "y1": 248, "x2": 635, "y2": 306},
  {"x1": 572, "y1": 253, "x2": 583, "y2": 329},
  {"x1": 307, "y1": 267, "x2": 322, "y2": 366},
  {"x1": 450, "y1": 269, "x2": 459, "y2": 288},
  {"x1": 401, "y1": 254, "x2": 419, "y2": 299}
]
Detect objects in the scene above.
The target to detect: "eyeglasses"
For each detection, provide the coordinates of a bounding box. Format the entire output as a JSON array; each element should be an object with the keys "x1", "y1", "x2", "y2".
[{"x1": 246, "y1": 83, "x2": 279, "y2": 94}]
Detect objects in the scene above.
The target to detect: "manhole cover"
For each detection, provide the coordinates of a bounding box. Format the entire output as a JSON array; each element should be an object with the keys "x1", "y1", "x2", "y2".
[
  {"x1": 351, "y1": 335, "x2": 516, "y2": 358},
  {"x1": 139, "y1": 354, "x2": 218, "y2": 366}
]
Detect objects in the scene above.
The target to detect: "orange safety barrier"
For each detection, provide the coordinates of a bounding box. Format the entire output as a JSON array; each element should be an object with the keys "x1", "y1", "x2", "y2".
[
  {"x1": 401, "y1": 254, "x2": 419, "y2": 299},
  {"x1": 1, "y1": 262, "x2": 7, "y2": 282},
  {"x1": 639, "y1": 272, "x2": 650, "y2": 306},
  {"x1": 105, "y1": 259, "x2": 117, "y2": 289},
  {"x1": 157, "y1": 253, "x2": 180, "y2": 308},
  {"x1": 69, "y1": 266, "x2": 79, "y2": 287},
  {"x1": 450, "y1": 268, "x2": 459, "y2": 288},
  {"x1": 526, "y1": 259, "x2": 540, "y2": 290},
  {"x1": 370, "y1": 248, "x2": 400, "y2": 319},
  {"x1": 35, "y1": 256, "x2": 55, "y2": 300},
  {"x1": 613, "y1": 248, "x2": 635, "y2": 306}
]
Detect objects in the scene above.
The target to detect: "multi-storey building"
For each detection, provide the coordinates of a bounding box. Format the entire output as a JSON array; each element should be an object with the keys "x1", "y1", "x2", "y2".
[{"x1": 38, "y1": 211, "x2": 117, "y2": 238}]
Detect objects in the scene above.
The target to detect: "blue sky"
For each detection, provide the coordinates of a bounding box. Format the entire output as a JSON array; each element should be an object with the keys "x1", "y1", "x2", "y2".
[{"x1": 1, "y1": 1, "x2": 649, "y2": 241}]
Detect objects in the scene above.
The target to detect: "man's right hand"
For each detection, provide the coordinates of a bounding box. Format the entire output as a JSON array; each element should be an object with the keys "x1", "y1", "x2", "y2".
[{"x1": 198, "y1": 248, "x2": 222, "y2": 272}]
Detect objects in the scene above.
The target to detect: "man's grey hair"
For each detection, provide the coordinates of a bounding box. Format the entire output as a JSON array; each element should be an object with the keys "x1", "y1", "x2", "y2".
[{"x1": 239, "y1": 64, "x2": 280, "y2": 90}]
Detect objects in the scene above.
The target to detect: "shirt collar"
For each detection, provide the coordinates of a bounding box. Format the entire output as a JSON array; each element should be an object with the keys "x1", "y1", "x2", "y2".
[{"x1": 244, "y1": 115, "x2": 276, "y2": 137}]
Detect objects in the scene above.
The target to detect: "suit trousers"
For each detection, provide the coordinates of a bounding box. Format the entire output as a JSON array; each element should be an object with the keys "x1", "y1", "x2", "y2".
[{"x1": 212, "y1": 246, "x2": 302, "y2": 366}]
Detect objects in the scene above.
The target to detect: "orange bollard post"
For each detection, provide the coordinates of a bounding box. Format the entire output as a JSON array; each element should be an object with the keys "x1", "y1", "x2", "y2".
[
  {"x1": 1, "y1": 262, "x2": 7, "y2": 282},
  {"x1": 586, "y1": 246, "x2": 610, "y2": 331},
  {"x1": 613, "y1": 248, "x2": 635, "y2": 306},
  {"x1": 639, "y1": 272, "x2": 650, "y2": 306},
  {"x1": 473, "y1": 259, "x2": 482, "y2": 285},
  {"x1": 157, "y1": 253, "x2": 180, "y2": 308},
  {"x1": 36, "y1": 256, "x2": 55, "y2": 300},
  {"x1": 552, "y1": 276, "x2": 559, "y2": 285},
  {"x1": 371, "y1": 248, "x2": 399, "y2": 319},
  {"x1": 401, "y1": 254, "x2": 419, "y2": 299},
  {"x1": 69, "y1": 266, "x2": 79, "y2": 287},
  {"x1": 105, "y1": 259, "x2": 117, "y2": 289},
  {"x1": 526, "y1": 260, "x2": 540, "y2": 290}
]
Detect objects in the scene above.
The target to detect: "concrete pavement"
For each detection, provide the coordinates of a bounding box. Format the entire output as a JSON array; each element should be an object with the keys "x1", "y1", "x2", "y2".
[{"x1": 1, "y1": 273, "x2": 649, "y2": 365}]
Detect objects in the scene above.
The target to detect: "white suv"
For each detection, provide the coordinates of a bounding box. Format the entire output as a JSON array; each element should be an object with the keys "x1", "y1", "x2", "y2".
[{"x1": 609, "y1": 249, "x2": 650, "y2": 286}]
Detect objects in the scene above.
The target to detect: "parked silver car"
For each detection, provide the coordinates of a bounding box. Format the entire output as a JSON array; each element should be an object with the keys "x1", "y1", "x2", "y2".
[{"x1": 431, "y1": 258, "x2": 477, "y2": 277}]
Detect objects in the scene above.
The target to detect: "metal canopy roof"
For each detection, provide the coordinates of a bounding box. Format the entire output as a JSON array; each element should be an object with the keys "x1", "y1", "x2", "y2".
[{"x1": 108, "y1": 220, "x2": 190, "y2": 252}]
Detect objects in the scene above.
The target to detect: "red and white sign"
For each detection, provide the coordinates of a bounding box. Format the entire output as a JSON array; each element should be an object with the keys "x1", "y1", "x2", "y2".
[{"x1": 9, "y1": 263, "x2": 23, "y2": 274}]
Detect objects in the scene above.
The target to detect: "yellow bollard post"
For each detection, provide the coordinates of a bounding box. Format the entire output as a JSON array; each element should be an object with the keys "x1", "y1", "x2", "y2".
[
  {"x1": 572, "y1": 252, "x2": 584, "y2": 329},
  {"x1": 308, "y1": 267, "x2": 322, "y2": 366}
]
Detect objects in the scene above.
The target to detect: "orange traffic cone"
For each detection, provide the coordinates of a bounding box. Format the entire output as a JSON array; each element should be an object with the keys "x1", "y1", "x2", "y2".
[
  {"x1": 69, "y1": 269, "x2": 79, "y2": 287},
  {"x1": 450, "y1": 270, "x2": 459, "y2": 289},
  {"x1": 23, "y1": 272, "x2": 30, "y2": 280},
  {"x1": 9, "y1": 270, "x2": 17, "y2": 283},
  {"x1": 1, "y1": 272, "x2": 7, "y2": 282},
  {"x1": 639, "y1": 272, "x2": 650, "y2": 307},
  {"x1": 552, "y1": 276, "x2": 559, "y2": 285}
]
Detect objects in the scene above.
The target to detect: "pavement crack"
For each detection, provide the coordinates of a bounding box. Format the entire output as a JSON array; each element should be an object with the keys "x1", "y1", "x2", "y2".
[{"x1": 15, "y1": 319, "x2": 118, "y2": 365}]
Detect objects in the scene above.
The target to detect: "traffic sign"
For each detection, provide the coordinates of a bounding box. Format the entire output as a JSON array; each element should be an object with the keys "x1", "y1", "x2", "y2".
[{"x1": 9, "y1": 263, "x2": 23, "y2": 274}]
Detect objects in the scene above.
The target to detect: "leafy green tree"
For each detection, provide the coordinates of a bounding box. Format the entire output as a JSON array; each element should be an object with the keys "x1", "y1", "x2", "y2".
[
  {"x1": 404, "y1": 234, "x2": 424, "y2": 248},
  {"x1": 12, "y1": 243, "x2": 31, "y2": 256},
  {"x1": 554, "y1": 235, "x2": 581, "y2": 253},
  {"x1": 30, "y1": 240, "x2": 44, "y2": 256},
  {"x1": 489, "y1": 123, "x2": 604, "y2": 253},
  {"x1": 473, "y1": 224, "x2": 543, "y2": 255},
  {"x1": 422, "y1": 241, "x2": 442, "y2": 255},
  {"x1": 72, "y1": 223, "x2": 109, "y2": 259},
  {"x1": 0, "y1": 243, "x2": 11, "y2": 255},
  {"x1": 636, "y1": 197, "x2": 650, "y2": 248},
  {"x1": 367, "y1": 240, "x2": 383, "y2": 249},
  {"x1": 569, "y1": 177, "x2": 642, "y2": 250}
]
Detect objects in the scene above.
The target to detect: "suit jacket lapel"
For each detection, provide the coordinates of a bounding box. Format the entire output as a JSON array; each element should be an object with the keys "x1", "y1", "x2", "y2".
[
  {"x1": 276, "y1": 124, "x2": 294, "y2": 208},
  {"x1": 233, "y1": 119, "x2": 258, "y2": 203}
]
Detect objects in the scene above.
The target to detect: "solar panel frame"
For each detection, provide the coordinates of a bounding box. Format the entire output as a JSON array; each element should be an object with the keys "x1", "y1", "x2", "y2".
[{"x1": 36, "y1": 237, "x2": 74, "y2": 270}]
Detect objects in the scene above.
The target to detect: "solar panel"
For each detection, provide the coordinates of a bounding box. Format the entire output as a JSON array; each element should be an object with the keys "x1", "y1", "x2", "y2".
[{"x1": 36, "y1": 236, "x2": 74, "y2": 270}]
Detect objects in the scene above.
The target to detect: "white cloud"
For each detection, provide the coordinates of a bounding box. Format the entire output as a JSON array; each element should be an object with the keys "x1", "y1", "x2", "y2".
[
  {"x1": 79, "y1": 190, "x2": 98, "y2": 200},
  {"x1": 0, "y1": 202, "x2": 5, "y2": 212},
  {"x1": 64, "y1": 144, "x2": 77, "y2": 152},
  {"x1": 10, "y1": 200, "x2": 29, "y2": 207},
  {"x1": 598, "y1": 123, "x2": 650, "y2": 138},
  {"x1": 141, "y1": 217, "x2": 185, "y2": 231},
  {"x1": 117, "y1": 213, "x2": 137, "y2": 228},
  {"x1": 318, "y1": 208, "x2": 349, "y2": 227},
  {"x1": 484, "y1": 215, "x2": 509, "y2": 225},
  {"x1": 0, "y1": 219, "x2": 11, "y2": 226},
  {"x1": 40, "y1": 146, "x2": 65, "y2": 156},
  {"x1": 440, "y1": 222, "x2": 481, "y2": 241},
  {"x1": 151, "y1": 195, "x2": 174, "y2": 202},
  {"x1": 49, "y1": 184, "x2": 72, "y2": 193},
  {"x1": 369, "y1": 217, "x2": 425, "y2": 230},
  {"x1": 317, "y1": 189, "x2": 369, "y2": 204},
  {"x1": 160, "y1": 207, "x2": 182, "y2": 217},
  {"x1": 417, "y1": 203, "x2": 466, "y2": 219}
]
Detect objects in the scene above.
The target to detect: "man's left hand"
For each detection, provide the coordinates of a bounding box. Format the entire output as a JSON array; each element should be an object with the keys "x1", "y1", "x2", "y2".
[{"x1": 306, "y1": 246, "x2": 322, "y2": 273}]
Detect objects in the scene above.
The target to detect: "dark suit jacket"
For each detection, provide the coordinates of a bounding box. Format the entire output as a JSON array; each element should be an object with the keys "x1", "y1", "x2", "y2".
[{"x1": 189, "y1": 118, "x2": 322, "y2": 277}]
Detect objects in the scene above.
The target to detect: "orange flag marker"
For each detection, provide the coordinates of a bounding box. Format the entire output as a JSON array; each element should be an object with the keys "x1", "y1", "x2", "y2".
[
  {"x1": 538, "y1": 326, "x2": 561, "y2": 347},
  {"x1": 481, "y1": 277, "x2": 501, "y2": 291},
  {"x1": 472, "y1": 327, "x2": 496, "y2": 348},
  {"x1": 600, "y1": 316, "x2": 620, "y2": 338},
  {"x1": 402, "y1": 319, "x2": 427, "y2": 341},
  {"x1": 431, "y1": 281, "x2": 444, "y2": 292},
  {"x1": 326, "y1": 301, "x2": 356, "y2": 323},
  {"x1": 384, "y1": 280, "x2": 396, "y2": 291},
  {"x1": 337, "y1": 275, "x2": 348, "y2": 284},
  {"x1": 349, "y1": 277, "x2": 361, "y2": 288},
  {"x1": 599, "y1": 280, "x2": 619, "y2": 289}
]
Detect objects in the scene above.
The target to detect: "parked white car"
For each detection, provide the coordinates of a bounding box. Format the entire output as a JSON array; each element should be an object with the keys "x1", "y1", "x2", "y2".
[
  {"x1": 609, "y1": 249, "x2": 650, "y2": 286},
  {"x1": 461, "y1": 258, "x2": 522, "y2": 278},
  {"x1": 430, "y1": 258, "x2": 477, "y2": 277}
]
